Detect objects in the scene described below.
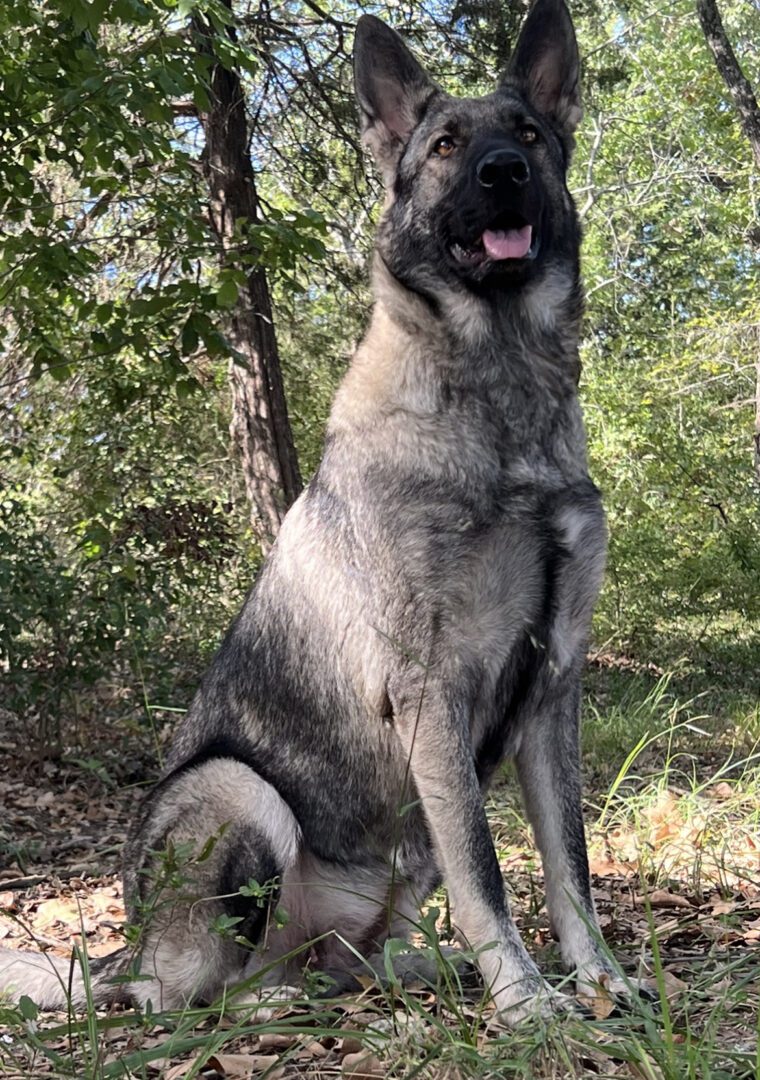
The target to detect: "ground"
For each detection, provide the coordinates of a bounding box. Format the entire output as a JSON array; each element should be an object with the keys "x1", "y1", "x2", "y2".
[{"x1": 0, "y1": 643, "x2": 758, "y2": 1079}]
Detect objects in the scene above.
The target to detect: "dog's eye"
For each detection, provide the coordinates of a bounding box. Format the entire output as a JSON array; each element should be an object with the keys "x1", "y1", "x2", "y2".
[
  {"x1": 433, "y1": 136, "x2": 456, "y2": 158},
  {"x1": 518, "y1": 125, "x2": 539, "y2": 145}
]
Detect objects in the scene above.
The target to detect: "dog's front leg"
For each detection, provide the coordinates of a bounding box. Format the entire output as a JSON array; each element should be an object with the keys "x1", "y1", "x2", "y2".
[
  {"x1": 515, "y1": 674, "x2": 624, "y2": 999},
  {"x1": 393, "y1": 691, "x2": 564, "y2": 1023}
]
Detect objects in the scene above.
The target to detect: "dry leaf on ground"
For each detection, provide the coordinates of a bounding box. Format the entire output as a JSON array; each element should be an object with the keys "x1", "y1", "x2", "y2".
[
  {"x1": 166, "y1": 1053, "x2": 286, "y2": 1079},
  {"x1": 636, "y1": 889, "x2": 692, "y2": 909},
  {"x1": 342, "y1": 1051, "x2": 384, "y2": 1078}
]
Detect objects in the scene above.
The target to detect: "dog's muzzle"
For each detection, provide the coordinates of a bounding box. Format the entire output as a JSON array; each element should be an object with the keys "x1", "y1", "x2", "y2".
[{"x1": 449, "y1": 144, "x2": 540, "y2": 270}]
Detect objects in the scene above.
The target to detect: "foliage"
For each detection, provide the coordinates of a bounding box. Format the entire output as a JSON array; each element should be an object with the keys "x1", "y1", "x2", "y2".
[
  {"x1": 576, "y1": 0, "x2": 760, "y2": 643},
  {"x1": 1, "y1": 0, "x2": 758, "y2": 747},
  {"x1": 0, "y1": 0, "x2": 326, "y2": 730}
]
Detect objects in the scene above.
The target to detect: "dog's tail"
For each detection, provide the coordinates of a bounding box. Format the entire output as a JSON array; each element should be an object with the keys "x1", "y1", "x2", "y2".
[{"x1": 0, "y1": 944, "x2": 131, "y2": 1010}]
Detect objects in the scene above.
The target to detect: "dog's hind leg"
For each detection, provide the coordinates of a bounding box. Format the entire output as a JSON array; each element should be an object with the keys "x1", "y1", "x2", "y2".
[
  {"x1": 0, "y1": 759, "x2": 299, "y2": 1015},
  {"x1": 123, "y1": 758, "x2": 302, "y2": 1011}
]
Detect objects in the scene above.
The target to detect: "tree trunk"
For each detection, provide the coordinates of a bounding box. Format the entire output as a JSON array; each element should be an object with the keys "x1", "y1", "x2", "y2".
[
  {"x1": 755, "y1": 346, "x2": 760, "y2": 485},
  {"x1": 192, "y1": 6, "x2": 301, "y2": 550},
  {"x1": 695, "y1": 0, "x2": 760, "y2": 170},
  {"x1": 695, "y1": 0, "x2": 760, "y2": 485}
]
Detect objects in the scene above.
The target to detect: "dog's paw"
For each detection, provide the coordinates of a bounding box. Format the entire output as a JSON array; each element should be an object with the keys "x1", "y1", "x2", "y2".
[
  {"x1": 491, "y1": 978, "x2": 576, "y2": 1026},
  {"x1": 225, "y1": 982, "x2": 302, "y2": 1020},
  {"x1": 377, "y1": 944, "x2": 481, "y2": 991},
  {"x1": 576, "y1": 967, "x2": 658, "y2": 1018}
]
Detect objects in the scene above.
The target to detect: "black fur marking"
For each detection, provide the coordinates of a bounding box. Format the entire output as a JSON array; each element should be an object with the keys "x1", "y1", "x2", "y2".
[
  {"x1": 474, "y1": 633, "x2": 539, "y2": 786},
  {"x1": 377, "y1": 250, "x2": 442, "y2": 317},
  {"x1": 472, "y1": 507, "x2": 568, "y2": 787},
  {"x1": 219, "y1": 828, "x2": 280, "y2": 947},
  {"x1": 165, "y1": 735, "x2": 269, "y2": 784}
]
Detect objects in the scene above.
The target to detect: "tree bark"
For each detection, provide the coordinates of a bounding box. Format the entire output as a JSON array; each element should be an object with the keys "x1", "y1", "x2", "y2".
[
  {"x1": 192, "y1": 6, "x2": 301, "y2": 550},
  {"x1": 695, "y1": 0, "x2": 760, "y2": 170},
  {"x1": 755, "y1": 342, "x2": 760, "y2": 485},
  {"x1": 695, "y1": 0, "x2": 760, "y2": 484}
]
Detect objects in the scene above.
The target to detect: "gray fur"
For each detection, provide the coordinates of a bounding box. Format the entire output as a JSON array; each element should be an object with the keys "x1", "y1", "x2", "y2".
[{"x1": 0, "y1": 0, "x2": 627, "y2": 1023}]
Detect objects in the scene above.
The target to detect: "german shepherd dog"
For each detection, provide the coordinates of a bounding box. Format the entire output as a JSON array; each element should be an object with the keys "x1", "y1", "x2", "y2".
[{"x1": 0, "y1": 0, "x2": 629, "y2": 1023}]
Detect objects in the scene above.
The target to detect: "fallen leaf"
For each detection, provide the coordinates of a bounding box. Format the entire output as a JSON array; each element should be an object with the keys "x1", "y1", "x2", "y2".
[
  {"x1": 34, "y1": 897, "x2": 79, "y2": 928},
  {"x1": 636, "y1": 889, "x2": 692, "y2": 909},
  {"x1": 164, "y1": 1052, "x2": 283, "y2": 1079},
  {"x1": 589, "y1": 854, "x2": 636, "y2": 877},
  {"x1": 578, "y1": 989, "x2": 616, "y2": 1020},
  {"x1": 342, "y1": 1051, "x2": 384, "y2": 1078},
  {"x1": 257, "y1": 1032, "x2": 297, "y2": 1051},
  {"x1": 302, "y1": 1039, "x2": 329, "y2": 1059},
  {"x1": 709, "y1": 899, "x2": 736, "y2": 916},
  {"x1": 208, "y1": 1052, "x2": 282, "y2": 1077},
  {"x1": 659, "y1": 969, "x2": 688, "y2": 1002},
  {"x1": 708, "y1": 783, "x2": 733, "y2": 800},
  {"x1": 164, "y1": 1063, "x2": 193, "y2": 1080},
  {"x1": 339, "y1": 1036, "x2": 365, "y2": 1058},
  {"x1": 646, "y1": 791, "x2": 680, "y2": 825},
  {"x1": 578, "y1": 971, "x2": 616, "y2": 1019}
]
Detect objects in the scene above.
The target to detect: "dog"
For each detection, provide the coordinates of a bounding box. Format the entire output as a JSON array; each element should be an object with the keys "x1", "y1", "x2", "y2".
[{"x1": 0, "y1": 0, "x2": 628, "y2": 1024}]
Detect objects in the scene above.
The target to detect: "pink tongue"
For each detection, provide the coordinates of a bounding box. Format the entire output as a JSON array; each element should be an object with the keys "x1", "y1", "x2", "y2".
[{"x1": 482, "y1": 224, "x2": 532, "y2": 260}]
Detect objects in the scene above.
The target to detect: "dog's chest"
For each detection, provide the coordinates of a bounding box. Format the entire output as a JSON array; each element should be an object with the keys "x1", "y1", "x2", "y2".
[
  {"x1": 454, "y1": 487, "x2": 606, "y2": 773},
  {"x1": 443, "y1": 483, "x2": 602, "y2": 650},
  {"x1": 422, "y1": 386, "x2": 604, "y2": 662}
]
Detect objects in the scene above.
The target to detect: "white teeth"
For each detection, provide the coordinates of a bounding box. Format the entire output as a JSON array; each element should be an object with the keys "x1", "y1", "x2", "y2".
[{"x1": 451, "y1": 242, "x2": 483, "y2": 264}]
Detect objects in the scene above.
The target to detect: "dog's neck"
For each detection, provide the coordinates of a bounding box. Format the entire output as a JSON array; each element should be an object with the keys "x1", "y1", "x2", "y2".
[
  {"x1": 329, "y1": 254, "x2": 583, "y2": 444},
  {"x1": 370, "y1": 253, "x2": 580, "y2": 377}
]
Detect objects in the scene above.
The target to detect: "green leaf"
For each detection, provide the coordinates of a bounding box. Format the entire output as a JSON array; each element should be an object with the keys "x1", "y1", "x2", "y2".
[
  {"x1": 47, "y1": 362, "x2": 74, "y2": 382},
  {"x1": 210, "y1": 913, "x2": 244, "y2": 937},
  {"x1": 19, "y1": 996, "x2": 38, "y2": 1021},
  {"x1": 192, "y1": 83, "x2": 211, "y2": 112},
  {"x1": 175, "y1": 377, "x2": 201, "y2": 400},
  {"x1": 215, "y1": 278, "x2": 239, "y2": 309},
  {"x1": 180, "y1": 317, "x2": 198, "y2": 356}
]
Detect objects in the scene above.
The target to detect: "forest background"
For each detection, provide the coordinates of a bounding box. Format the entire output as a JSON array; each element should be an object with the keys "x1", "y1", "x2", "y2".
[
  {"x1": 0, "y1": 0, "x2": 757, "y2": 760},
  {"x1": 0, "y1": 0, "x2": 759, "y2": 1076}
]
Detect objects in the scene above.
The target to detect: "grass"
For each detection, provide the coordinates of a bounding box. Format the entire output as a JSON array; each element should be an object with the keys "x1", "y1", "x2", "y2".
[
  {"x1": 1, "y1": 933, "x2": 757, "y2": 1078},
  {"x1": 1, "y1": 654, "x2": 758, "y2": 1079}
]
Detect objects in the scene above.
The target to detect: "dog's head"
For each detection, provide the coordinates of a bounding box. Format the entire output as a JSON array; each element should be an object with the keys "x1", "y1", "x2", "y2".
[{"x1": 354, "y1": 0, "x2": 581, "y2": 297}]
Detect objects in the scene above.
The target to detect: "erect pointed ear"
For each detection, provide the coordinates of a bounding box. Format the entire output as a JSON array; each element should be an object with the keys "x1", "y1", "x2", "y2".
[
  {"x1": 354, "y1": 15, "x2": 439, "y2": 182},
  {"x1": 503, "y1": 0, "x2": 582, "y2": 140}
]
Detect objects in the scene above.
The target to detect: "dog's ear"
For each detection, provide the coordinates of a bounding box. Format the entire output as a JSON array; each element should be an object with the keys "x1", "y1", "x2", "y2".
[
  {"x1": 354, "y1": 15, "x2": 438, "y2": 182},
  {"x1": 502, "y1": 0, "x2": 582, "y2": 141}
]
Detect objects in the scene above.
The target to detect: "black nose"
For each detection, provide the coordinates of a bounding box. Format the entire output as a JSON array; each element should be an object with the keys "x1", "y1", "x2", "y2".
[{"x1": 476, "y1": 148, "x2": 530, "y2": 188}]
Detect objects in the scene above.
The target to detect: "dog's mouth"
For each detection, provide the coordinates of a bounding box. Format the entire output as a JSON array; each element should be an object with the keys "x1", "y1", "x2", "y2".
[{"x1": 451, "y1": 211, "x2": 538, "y2": 268}]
